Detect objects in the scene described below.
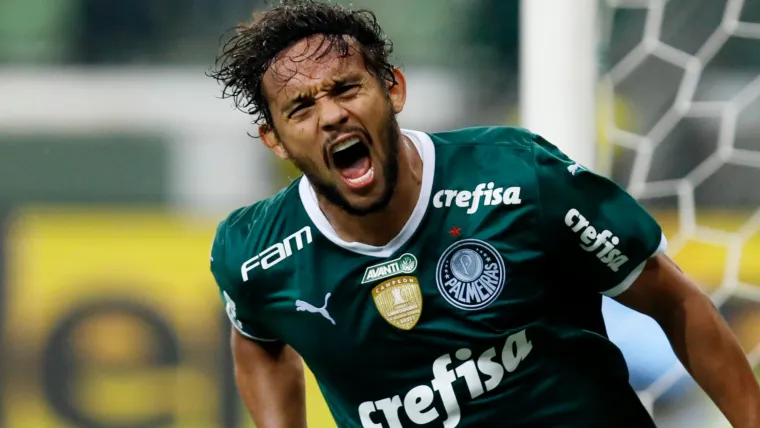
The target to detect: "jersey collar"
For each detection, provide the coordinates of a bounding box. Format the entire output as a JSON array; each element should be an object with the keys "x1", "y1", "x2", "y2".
[{"x1": 298, "y1": 129, "x2": 436, "y2": 258}]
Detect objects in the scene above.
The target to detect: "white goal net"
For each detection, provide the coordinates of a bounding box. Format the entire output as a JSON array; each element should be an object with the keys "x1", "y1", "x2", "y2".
[{"x1": 599, "y1": 0, "x2": 760, "y2": 426}]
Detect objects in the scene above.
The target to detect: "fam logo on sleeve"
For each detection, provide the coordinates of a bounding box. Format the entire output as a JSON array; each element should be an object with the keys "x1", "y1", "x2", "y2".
[{"x1": 240, "y1": 226, "x2": 313, "y2": 281}]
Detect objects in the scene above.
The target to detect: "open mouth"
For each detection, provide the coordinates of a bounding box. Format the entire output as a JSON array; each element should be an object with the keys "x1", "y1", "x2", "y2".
[{"x1": 331, "y1": 137, "x2": 374, "y2": 188}]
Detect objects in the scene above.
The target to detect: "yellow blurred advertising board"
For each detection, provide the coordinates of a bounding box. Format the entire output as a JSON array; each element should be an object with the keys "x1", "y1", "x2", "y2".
[{"x1": 2, "y1": 207, "x2": 334, "y2": 428}]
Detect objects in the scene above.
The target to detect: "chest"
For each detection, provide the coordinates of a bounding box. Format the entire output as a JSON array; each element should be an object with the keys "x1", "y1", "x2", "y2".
[{"x1": 258, "y1": 201, "x2": 550, "y2": 365}]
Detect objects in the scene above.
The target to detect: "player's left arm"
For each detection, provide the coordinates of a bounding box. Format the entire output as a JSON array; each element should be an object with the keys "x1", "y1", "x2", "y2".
[
  {"x1": 530, "y1": 131, "x2": 760, "y2": 426},
  {"x1": 616, "y1": 254, "x2": 760, "y2": 428}
]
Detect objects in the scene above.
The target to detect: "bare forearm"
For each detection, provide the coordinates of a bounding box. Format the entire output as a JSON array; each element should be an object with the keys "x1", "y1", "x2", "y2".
[
  {"x1": 236, "y1": 360, "x2": 307, "y2": 427},
  {"x1": 232, "y1": 333, "x2": 307, "y2": 428},
  {"x1": 660, "y1": 294, "x2": 760, "y2": 428}
]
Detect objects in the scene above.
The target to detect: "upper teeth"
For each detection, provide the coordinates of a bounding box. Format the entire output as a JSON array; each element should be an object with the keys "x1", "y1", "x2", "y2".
[{"x1": 332, "y1": 138, "x2": 361, "y2": 154}]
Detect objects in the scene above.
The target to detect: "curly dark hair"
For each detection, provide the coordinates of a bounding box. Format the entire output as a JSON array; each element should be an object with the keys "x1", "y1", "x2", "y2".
[{"x1": 208, "y1": 0, "x2": 397, "y2": 128}]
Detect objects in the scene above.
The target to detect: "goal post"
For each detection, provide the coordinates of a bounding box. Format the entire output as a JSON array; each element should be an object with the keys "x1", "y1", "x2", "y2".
[{"x1": 519, "y1": 0, "x2": 599, "y2": 169}]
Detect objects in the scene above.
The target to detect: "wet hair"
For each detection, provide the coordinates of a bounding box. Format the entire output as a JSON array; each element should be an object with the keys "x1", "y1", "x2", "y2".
[{"x1": 208, "y1": 0, "x2": 397, "y2": 127}]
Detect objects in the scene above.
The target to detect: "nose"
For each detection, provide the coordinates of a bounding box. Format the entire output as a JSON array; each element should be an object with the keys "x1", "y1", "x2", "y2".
[{"x1": 318, "y1": 98, "x2": 349, "y2": 132}]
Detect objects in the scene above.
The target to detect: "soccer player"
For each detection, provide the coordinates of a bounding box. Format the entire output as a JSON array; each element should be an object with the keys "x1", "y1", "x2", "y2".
[{"x1": 207, "y1": 1, "x2": 760, "y2": 427}]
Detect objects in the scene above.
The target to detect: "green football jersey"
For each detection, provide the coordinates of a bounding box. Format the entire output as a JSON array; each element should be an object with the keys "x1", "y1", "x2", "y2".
[{"x1": 210, "y1": 127, "x2": 667, "y2": 428}]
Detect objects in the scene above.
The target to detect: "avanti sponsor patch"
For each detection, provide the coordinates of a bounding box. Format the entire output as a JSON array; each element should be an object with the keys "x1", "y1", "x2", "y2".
[{"x1": 361, "y1": 253, "x2": 418, "y2": 284}]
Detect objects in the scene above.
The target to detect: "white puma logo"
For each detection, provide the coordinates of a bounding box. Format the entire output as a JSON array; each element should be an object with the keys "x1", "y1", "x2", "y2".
[{"x1": 295, "y1": 293, "x2": 336, "y2": 325}]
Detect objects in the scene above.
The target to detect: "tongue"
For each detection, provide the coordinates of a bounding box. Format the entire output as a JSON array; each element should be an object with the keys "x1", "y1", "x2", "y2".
[{"x1": 337, "y1": 156, "x2": 371, "y2": 180}]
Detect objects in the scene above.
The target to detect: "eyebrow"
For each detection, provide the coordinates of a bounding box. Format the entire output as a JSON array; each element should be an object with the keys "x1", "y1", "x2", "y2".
[
  {"x1": 282, "y1": 93, "x2": 311, "y2": 113},
  {"x1": 281, "y1": 74, "x2": 361, "y2": 113}
]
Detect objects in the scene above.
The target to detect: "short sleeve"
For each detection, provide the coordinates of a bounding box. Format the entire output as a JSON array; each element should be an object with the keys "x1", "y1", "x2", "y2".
[
  {"x1": 210, "y1": 220, "x2": 280, "y2": 342},
  {"x1": 532, "y1": 134, "x2": 667, "y2": 297}
]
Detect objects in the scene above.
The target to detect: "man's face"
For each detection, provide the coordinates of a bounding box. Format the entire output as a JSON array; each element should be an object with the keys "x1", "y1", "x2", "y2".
[{"x1": 260, "y1": 36, "x2": 407, "y2": 216}]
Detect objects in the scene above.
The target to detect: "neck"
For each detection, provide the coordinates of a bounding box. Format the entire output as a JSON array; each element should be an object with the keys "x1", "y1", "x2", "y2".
[{"x1": 317, "y1": 134, "x2": 423, "y2": 247}]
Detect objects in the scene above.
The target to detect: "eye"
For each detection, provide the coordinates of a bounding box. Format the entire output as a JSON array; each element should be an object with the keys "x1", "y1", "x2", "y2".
[
  {"x1": 335, "y1": 84, "x2": 360, "y2": 96},
  {"x1": 288, "y1": 101, "x2": 313, "y2": 118}
]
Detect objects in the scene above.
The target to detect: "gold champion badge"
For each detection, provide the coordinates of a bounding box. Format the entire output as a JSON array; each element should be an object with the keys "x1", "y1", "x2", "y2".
[{"x1": 371, "y1": 275, "x2": 423, "y2": 330}]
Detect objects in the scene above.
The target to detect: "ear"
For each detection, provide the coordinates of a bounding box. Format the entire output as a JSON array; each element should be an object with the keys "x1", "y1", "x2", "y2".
[
  {"x1": 259, "y1": 124, "x2": 289, "y2": 160},
  {"x1": 387, "y1": 67, "x2": 407, "y2": 115}
]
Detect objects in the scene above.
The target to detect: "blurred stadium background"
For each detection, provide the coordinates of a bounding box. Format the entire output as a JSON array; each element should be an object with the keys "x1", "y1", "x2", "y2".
[{"x1": 1, "y1": 0, "x2": 759, "y2": 426}]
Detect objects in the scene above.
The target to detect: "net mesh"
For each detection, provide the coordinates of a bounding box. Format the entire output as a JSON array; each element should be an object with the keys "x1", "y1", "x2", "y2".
[{"x1": 599, "y1": 0, "x2": 760, "y2": 425}]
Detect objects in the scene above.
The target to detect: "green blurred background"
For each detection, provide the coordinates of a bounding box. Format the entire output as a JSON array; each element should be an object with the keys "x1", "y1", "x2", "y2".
[{"x1": 1, "y1": 0, "x2": 759, "y2": 427}]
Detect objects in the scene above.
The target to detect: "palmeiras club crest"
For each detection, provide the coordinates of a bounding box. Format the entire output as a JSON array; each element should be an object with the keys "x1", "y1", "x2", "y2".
[{"x1": 436, "y1": 239, "x2": 506, "y2": 310}]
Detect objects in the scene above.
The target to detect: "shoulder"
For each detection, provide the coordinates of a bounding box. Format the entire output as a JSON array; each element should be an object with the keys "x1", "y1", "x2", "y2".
[
  {"x1": 210, "y1": 180, "x2": 304, "y2": 277},
  {"x1": 429, "y1": 125, "x2": 535, "y2": 149},
  {"x1": 426, "y1": 126, "x2": 568, "y2": 183},
  {"x1": 428, "y1": 125, "x2": 555, "y2": 170},
  {"x1": 428, "y1": 125, "x2": 568, "y2": 158},
  {"x1": 219, "y1": 179, "x2": 302, "y2": 235}
]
